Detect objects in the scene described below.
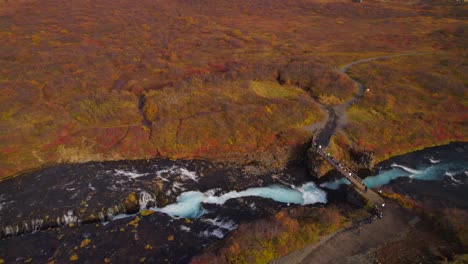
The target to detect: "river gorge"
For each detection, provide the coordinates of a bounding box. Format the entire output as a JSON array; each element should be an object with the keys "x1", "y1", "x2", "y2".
[{"x1": 0, "y1": 142, "x2": 466, "y2": 263}]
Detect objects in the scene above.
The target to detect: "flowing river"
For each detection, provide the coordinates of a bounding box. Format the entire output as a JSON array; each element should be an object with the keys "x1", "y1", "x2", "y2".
[
  {"x1": 0, "y1": 142, "x2": 466, "y2": 263},
  {"x1": 321, "y1": 142, "x2": 468, "y2": 192}
]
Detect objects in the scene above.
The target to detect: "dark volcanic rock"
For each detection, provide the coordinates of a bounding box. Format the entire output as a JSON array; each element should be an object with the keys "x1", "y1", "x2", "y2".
[
  {"x1": 350, "y1": 149, "x2": 376, "y2": 170},
  {"x1": 0, "y1": 158, "x2": 320, "y2": 263},
  {"x1": 123, "y1": 192, "x2": 140, "y2": 214},
  {"x1": 346, "y1": 185, "x2": 369, "y2": 207}
]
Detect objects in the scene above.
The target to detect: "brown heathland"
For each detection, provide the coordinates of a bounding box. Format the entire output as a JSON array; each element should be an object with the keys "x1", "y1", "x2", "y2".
[{"x1": 0, "y1": 0, "x2": 467, "y2": 178}]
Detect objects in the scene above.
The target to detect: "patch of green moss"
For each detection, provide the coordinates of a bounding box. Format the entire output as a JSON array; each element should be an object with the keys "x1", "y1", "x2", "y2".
[{"x1": 250, "y1": 81, "x2": 305, "y2": 99}]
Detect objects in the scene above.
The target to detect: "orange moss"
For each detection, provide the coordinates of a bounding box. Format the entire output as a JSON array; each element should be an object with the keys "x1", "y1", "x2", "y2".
[
  {"x1": 192, "y1": 207, "x2": 346, "y2": 264},
  {"x1": 381, "y1": 192, "x2": 420, "y2": 210},
  {"x1": 345, "y1": 54, "x2": 468, "y2": 163},
  {"x1": 0, "y1": 0, "x2": 466, "y2": 178}
]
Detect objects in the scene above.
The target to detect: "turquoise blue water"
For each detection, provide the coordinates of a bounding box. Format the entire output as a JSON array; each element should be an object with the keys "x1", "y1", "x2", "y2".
[
  {"x1": 156, "y1": 154, "x2": 467, "y2": 218},
  {"x1": 155, "y1": 191, "x2": 208, "y2": 218},
  {"x1": 154, "y1": 182, "x2": 327, "y2": 218},
  {"x1": 320, "y1": 178, "x2": 351, "y2": 189},
  {"x1": 128, "y1": 145, "x2": 468, "y2": 220},
  {"x1": 321, "y1": 160, "x2": 467, "y2": 190},
  {"x1": 364, "y1": 162, "x2": 467, "y2": 188}
]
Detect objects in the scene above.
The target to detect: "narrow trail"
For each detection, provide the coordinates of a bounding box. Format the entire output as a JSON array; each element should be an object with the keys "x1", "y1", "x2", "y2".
[
  {"x1": 273, "y1": 201, "x2": 418, "y2": 264},
  {"x1": 277, "y1": 52, "x2": 432, "y2": 264},
  {"x1": 312, "y1": 52, "x2": 431, "y2": 147}
]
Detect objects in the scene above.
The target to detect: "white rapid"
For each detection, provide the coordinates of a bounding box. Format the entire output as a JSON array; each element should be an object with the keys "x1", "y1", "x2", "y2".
[
  {"x1": 153, "y1": 182, "x2": 327, "y2": 218},
  {"x1": 113, "y1": 169, "x2": 149, "y2": 179},
  {"x1": 390, "y1": 163, "x2": 421, "y2": 174},
  {"x1": 321, "y1": 160, "x2": 467, "y2": 190},
  {"x1": 320, "y1": 178, "x2": 351, "y2": 190}
]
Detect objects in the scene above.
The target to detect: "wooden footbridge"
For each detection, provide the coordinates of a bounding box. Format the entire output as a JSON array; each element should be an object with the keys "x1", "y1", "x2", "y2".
[
  {"x1": 311, "y1": 143, "x2": 384, "y2": 206},
  {"x1": 315, "y1": 147, "x2": 366, "y2": 190}
]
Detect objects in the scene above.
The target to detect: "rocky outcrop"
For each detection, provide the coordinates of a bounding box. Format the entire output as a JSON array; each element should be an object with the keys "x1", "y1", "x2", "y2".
[
  {"x1": 346, "y1": 186, "x2": 370, "y2": 208},
  {"x1": 122, "y1": 192, "x2": 140, "y2": 214},
  {"x1": 151, "y1": 178, "x2": 173, "y2": 207},
  {"x1": 306, "y1": 140, "x2": 376, "y2": 179},
  {"x1": 306, "y1": 147, "x2": 333, "y2": 179},
  {"x1": 350, "y1": 149, "x2": 376, "y2": 171},
  {"x1": 0, "y1": 191, "x2": 157, "y2": 239}
]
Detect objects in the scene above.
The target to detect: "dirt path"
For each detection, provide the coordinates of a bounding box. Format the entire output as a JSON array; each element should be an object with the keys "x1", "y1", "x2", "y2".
[
  {"x1": 278, "y1": 52, "x2": 432, "y2": 264},
  {"x1": 311, "y1": 52, "x2": 431, "y2": 147},
  {"x1": 272, "y1": 201, "x2": 418, "y2": 264}
]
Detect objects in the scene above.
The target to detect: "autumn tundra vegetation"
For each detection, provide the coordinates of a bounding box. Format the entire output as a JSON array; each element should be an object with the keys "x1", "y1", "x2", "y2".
[
  {"x1": 0, "y1": 0, "x2": 467, "y2": 263},
  {"x1": 192, "y1": 206, "x2": 351, "y2": 264},
  {"x1": 0, "y1": 0, "x2": 467, "y2": 179}
]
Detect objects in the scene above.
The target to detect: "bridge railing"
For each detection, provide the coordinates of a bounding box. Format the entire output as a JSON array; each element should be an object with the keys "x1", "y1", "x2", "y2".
[{"x1": 311, "y1": 145, "x2": 366, "y2": 188}]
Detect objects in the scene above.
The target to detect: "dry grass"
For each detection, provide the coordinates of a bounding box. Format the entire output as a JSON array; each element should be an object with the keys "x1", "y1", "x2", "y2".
[
  {"x1": 192, "y1": 207, "x2": 346, "y2": 264},
  {"x1": 0, "y1": 0, "x2": 467, "y2": 177},
  {"x1": 344, "y1": 54, "x2": 467, "y2": 162}
]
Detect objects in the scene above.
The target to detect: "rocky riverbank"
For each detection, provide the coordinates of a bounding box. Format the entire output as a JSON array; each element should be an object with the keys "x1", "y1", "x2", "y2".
[
  {"x1": 0, "y1": 157, "x2": 327, "y2": 263},
  {"x1": 0, "y1": 142, "x2": 466, "y2": 263},
  {"x1": 193, "y1": 142, "x2": 468, "y2": 263}
]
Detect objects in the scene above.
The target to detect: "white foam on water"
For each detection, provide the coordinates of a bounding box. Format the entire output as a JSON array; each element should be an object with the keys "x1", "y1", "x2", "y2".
[
  {"x1": 299, "y1": 182, "x2": 330, "y2": 204},
  {"x1": 156, "y1": 166, "x2": 199, "y2": 182},
  {"x1": 204, "y1": 188, "x2": 220, "y2": 197},
  {"x1": 139, "y1": 191, "x2": 157, "y2": 210},
  {"x1": 70, "y1": 192, "x2": 79, "y2": 199},
  {"x1": 107, "y1": 185, "x2": 119, "y2": 191},
  {"x1": 172, "y1": 182, "x2": 184, "y2": 192},
  {"x1": 203, "y1": 217, "x2": 238, "y2": 231},
  {"x1": 429, "y1": 158, "x2": 441, "y2": 164},
  {"x1": 114, "y1": 169, "x2": 149, "y2": 179},
  {"x1": 153, "y1": 182, "x2": 327, "y2": 219},
  {"x1": 156, "y1": 176, "x2": 170, "y2": 182},
  {"x1": 360, "y1": 160, "x2": 467, "y2": 188},
  {"x1": 391, "y1": 163, "x2": 421, "y2": 174},
  {"x1": 445, "y1": 172, "x2": 463, "y2": 184},
  {"x1": 200, "y1": 228, "x2": 225, "y2": 238},
  {"x1": 154, "y1": 191, "x2": 207, "y2": 218},
  {"x1": 180, "y1": 225, "x2": 191, "y2": 232},
  {"x1": 320, "y1": 178, "x2": 351, "y2": 190},
  {"x1": 112, "y1": 212, "x2": 138, "y2": 221},
  {"x1": 177, "y1": 167, "x2": 199, "y2": 182},
  {"x1": 62, "y1": 180, "x2": 76, "y2": 187}
]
